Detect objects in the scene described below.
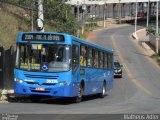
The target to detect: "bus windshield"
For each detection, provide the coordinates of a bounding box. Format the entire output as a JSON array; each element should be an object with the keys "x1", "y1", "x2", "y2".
[{"x1": 15, "y1": 43, "x2": 71, "y2": 72}]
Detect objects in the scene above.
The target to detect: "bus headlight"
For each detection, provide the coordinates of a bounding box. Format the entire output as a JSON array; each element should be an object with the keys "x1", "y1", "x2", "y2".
[{"x1": 14, "y1": 78, "x2": 23, "y2": 83}]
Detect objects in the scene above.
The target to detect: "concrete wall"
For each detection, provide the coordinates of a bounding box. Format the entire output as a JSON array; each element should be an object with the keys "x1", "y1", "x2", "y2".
[{"x1": 149, "y1": 34, "x2": 160, "y2": 52}]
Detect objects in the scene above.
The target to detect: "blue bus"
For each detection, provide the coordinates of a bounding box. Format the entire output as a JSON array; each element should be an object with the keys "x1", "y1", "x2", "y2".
[{"x1": 14, "y1": 32, "x2": 114, "y2": 103}]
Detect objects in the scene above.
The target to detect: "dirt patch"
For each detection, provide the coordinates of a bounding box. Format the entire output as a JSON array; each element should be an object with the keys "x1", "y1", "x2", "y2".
[{"x1": 86, "y1": 31, "x2": 96, "y2": 43}]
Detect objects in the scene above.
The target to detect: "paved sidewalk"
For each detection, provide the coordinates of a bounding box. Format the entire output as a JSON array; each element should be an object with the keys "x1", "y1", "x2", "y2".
[
  {"x1": 132, "y1": 28, "x2": 155, "y2": 56},
  {"x1": 135, "y1": 28, "x2": 149, "y2": 41}
]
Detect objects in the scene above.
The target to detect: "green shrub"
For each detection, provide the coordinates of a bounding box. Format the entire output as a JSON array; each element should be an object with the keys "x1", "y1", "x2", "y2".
[{"x1": 146, "y1": 24, "x2": 160, "y2": 36}]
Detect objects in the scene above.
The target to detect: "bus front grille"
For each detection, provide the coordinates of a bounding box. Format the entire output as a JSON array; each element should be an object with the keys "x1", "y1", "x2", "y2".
[
  {"x1": 42, "y1": 83, "x2": 57, "y2": 86},
  {"x1": 31, "y1": 90, "x2": 50, "y2": 93},
  {"x1": 24, "y1": 74, "x2": 59, "y2": 79}
]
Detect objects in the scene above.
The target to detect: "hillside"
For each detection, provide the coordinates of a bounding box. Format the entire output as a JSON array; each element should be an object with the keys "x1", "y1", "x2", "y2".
[{"x1": 0, "y1": 3, "x2": 54, "y2": 48}]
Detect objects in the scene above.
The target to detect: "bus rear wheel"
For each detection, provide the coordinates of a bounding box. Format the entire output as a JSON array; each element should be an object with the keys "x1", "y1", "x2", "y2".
[
  {"x1": 73, "y1": 84, "x2": 83, "y2": 103},
  {"x1": 99, "y1": 82, "x2": 106, "y2": 98},
  {"x1": 30, "y1": 95, "x2": 41, "y2": 103}
]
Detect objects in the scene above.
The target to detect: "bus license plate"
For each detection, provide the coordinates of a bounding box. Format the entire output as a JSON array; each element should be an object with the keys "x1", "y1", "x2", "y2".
[{"x1": 35, "y1": 87, "x2": 45, "y2": 91}]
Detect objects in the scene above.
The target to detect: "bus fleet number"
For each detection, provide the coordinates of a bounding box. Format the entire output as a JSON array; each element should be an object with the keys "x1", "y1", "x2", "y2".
[{"x1": 46, "y1": 80, "x2": 58, "y2": 84}]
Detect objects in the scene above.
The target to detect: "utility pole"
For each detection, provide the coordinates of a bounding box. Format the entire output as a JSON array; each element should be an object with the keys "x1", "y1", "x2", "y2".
[
  {"x1": 135, "y1": 0, "x2": 138, "y2": 38},
  {"x1": 31, "y1": 0, "x2": 34, "y2": 31},
  {"x1": 77, "y1": 1, "x2": 80, "y2": 21},
  {"x1": 103, "y1": 0, "x2": 107, "y2": 28},
  {"x1": 156, "y1": 0, "x2": 159, "y2": 55},
  {"x1": 37, "y1": 0, "x2": 44, "y2": 32},
  {"x1": 77, "y1": 1, "x2": 80, "y2": 37},
  {"x1": 81, "y1": 0, "x2": 86, "y2": 35},
  {"x1": 119, "y1": 0, "x2": 121, "y2": 24},
  {"x1": 147, "y1": 0, "x2": 150, "y2": 27}
]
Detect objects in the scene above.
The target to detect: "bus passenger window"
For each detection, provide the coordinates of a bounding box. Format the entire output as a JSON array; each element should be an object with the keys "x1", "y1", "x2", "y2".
[
  {"x1": 93, "y1": 49, "x2": 98, "y2": 68},
  {"x1": 104, "y1": 53, "x2": 108, "y2": 69},
  {"x1": 93, "y1": 50, "x2": 98, "y2": 68},
  {"x1": 87, "y1": 47, "x2": 93, "y2": 67},
  {"x1": 80, "y1": 45, "x2": 87, "y2": 67},
  {"x1": 99, "y1": 51, "x2": 104, "y2": 69},
  {"x1": 72, "y1": 45, "x2": 79, "y2": 73},
  {"x1": 108, "y1": 54, "x2": 113, "y2": 69}
]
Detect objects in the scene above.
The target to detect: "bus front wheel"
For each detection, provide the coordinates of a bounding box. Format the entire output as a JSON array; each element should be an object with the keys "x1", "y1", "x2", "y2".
[{"x1": 73, "y1": 84, "x2": 83, "y2": 103}]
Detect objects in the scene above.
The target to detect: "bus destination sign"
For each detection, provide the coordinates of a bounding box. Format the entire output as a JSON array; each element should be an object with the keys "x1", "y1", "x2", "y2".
[{"x1": 22, "y1": 33, "x2": 64, "y2": 42}]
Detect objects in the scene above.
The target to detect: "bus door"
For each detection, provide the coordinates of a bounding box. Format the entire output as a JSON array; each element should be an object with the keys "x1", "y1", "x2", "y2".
[{"x1": 72, "y1": 42, "x2": 80, "y2": 83}]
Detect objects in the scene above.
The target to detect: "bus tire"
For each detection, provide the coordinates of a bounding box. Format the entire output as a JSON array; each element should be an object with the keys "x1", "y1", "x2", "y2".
[
  {"x1": 99, "y1": 82, "x2": 106, "y2": 98},
  {"x1": 30, "y1": 95, "x2": 41, "y2": 103},
  {"x1": 73, "y1": 84, "x2": 83, "y2": 103}
]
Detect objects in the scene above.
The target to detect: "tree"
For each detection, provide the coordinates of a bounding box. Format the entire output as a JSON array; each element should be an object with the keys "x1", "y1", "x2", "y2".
[
  {"x1": 44, "y1": 0, "x2": 78, "y2": 35},
  {"x1": 7, "y1": 0, "x2": 78, "y2": 35}
]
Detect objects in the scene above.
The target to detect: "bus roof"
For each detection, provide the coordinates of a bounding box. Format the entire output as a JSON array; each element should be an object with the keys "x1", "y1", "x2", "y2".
[
  {"x1": 71, "y1": 35, "x2": 114, "y2": 54},
  {"x1": 17, "y1": 32, "x2": 114, "y2": 54}
]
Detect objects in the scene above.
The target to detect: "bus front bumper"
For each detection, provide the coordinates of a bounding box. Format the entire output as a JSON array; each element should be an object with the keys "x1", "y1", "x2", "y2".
[{"x1": 14, "y1": 82, "x2": 79, "y2": 97}]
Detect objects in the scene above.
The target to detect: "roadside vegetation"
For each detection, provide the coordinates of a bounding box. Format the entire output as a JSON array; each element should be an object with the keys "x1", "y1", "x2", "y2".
[
  {"x1": 79, "y1": 17, "x2": 103, "y2": 39},
  {"x1": 0, "y1": 0, "x2": 78, "y2": 47},
  {"x1": 146, "y1": 24, "x2": 160, "y2": 36},
  {"x1": 151, "y1": 54, "x2": 160, "y2": 66},
  {"x1": 146, "y1": 24, "x2": 160, "y2": 66}
]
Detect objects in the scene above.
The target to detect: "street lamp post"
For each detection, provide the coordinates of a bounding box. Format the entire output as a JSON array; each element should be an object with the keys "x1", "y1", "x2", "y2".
[
  {"x1": 135, "y1": 0, "x2": 138, "y2": 38},
  {"x1": 147, "y1": 0, "x2": 150, "y2": 27},
  {"x1": 103, "y1": 0, "x2": 108, "y2": 28},
  {"x1": 81, "y1": 0, "x2": 86, "y2": 35},
  {"x1": 77, "y1": 1, "x2": 80, "y2": 21},
  {"x1": 156, "y1": 0, "x2": 159, "y2": 55},
  {"x1": 37, "y1": 0, "x2": 44, "y2": 32},
  {"x1": 119, "y1": 0, "x2": 121, "y2": 24}
]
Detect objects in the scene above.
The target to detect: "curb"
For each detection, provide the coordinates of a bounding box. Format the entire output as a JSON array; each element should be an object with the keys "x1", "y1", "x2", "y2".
[
  {"x1": 132, "y1": 33, "x2": 139, "y2": 40},
  {"x1": 132, "y1": 28, "x2": 147, "y2": 40},
  {"x1": 0, "y1": 101, "x2": 9, "y2": 103},
  {"x1": 0, "y1": 89, "x2": 14, "y2": 103}
]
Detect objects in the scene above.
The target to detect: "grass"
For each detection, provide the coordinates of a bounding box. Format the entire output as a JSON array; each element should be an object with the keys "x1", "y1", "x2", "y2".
[
  {"x1": 0, "y1": 3, "x2": 55, "y2": 48},
  {"x1": 78, "y1": 22, "x2": 99, "y2": 39},
  {"x1": 0, "y1": 4, "x2": 31, "y2": 48}
]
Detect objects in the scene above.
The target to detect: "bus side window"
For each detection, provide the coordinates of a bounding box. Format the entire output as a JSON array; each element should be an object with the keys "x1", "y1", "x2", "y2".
[
  {"x1": 104, "y1": 53, "x2": 108, "y2": 69},
  {"x1": 72, "y1": 45, "x2": 79, "y2": 73},
  {"x1": 95, "y1": 50, "x2": 99, "y2": 68},
  {"x1": 93, "y1": 49, "x2": 98, "y2": 68},
  {"x1": 87, "y1": 47, "x2": 93, "y2": 67},
  {"x1": 99, "y1": 51, "x2": 104, "y2": 69},
  {"x1": 80, "y1": 45, "x2": 87, "y2": 67},
  {"x1": 108, "y1": 54, "x2": 113, "y2": 69}
]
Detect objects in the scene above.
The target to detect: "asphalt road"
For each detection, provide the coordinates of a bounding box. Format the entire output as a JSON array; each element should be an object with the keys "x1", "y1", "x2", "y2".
[{"x1": 0, "y1": 25, "x2": 160, "y2": 119}]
